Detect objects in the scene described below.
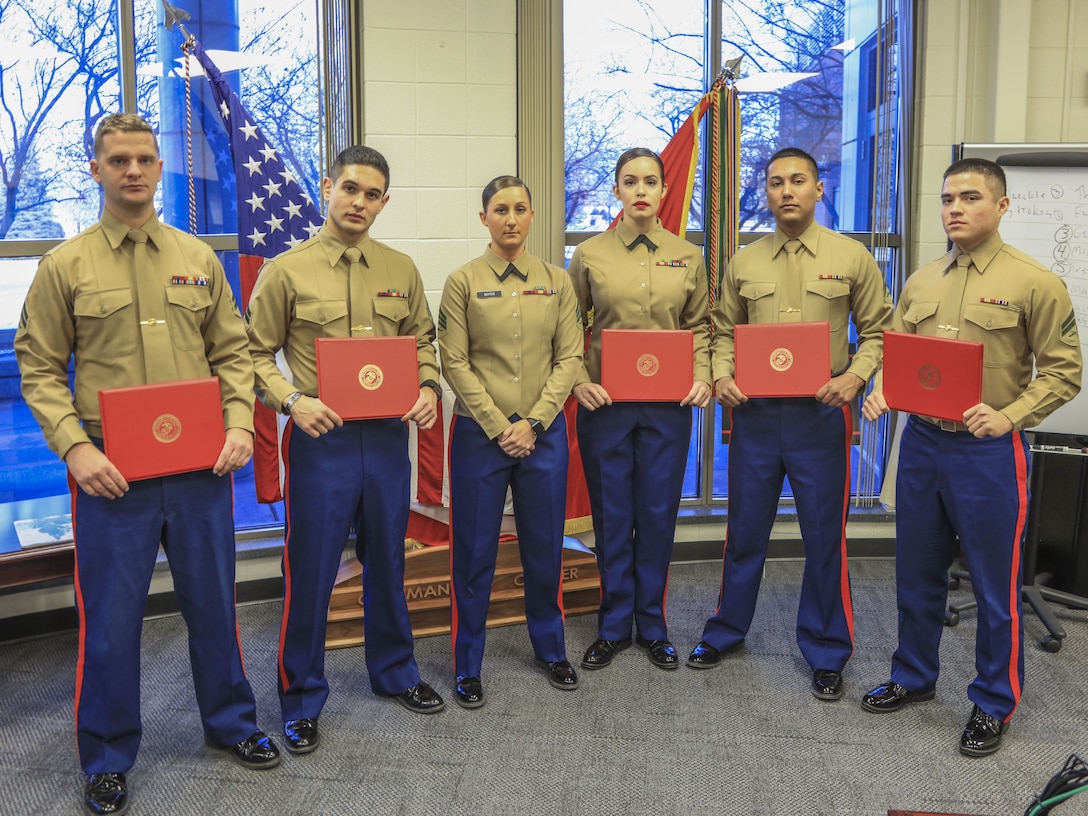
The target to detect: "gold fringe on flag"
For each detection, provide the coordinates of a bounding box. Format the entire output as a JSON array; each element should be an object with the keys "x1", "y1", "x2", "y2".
[{"x1": 706, "y1": 75, "x2": 741, "y2": 313}]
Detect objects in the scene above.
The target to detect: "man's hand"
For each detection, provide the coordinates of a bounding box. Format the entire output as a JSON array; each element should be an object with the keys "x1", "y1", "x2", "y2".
[
  {"x1": 402, "y1": 387, "x2": 439, "y2": 430},
  {"x1": 816, "y1": 372, "x2": 865, "y2": 407},
  {"x1": 289, "y1": 395, "x2": 343, "y2": 438},
  {"x1": 573, "y1": 382, "x2": 612, "y2": 411},
  {"x1": 681, "y1": 380, "x2": 712, "y2": 409},
  {"x1": 498, "y1": 419, "x2": 536, "y2": 458},
  {"x1": 964, "y1": 403, "x2": 1014, "y2": 438},
  {"x1": 861, "y1": 391, "x2": 890, "y2": 422},
  {"x1": 65, "y1": 442, "x2": 128, "y2": 499},
  {"x1": 213, "y1": 427, "x2": 254, "y2": 476},
  {"x1": 714, "y1": 376, "x2": 747, "y2": 408}
]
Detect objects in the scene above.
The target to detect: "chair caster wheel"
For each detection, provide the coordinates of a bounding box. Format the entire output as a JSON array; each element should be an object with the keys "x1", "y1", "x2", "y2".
[
  {"x1": 945, "y1": 611, "x2": 960, "y2": 627},
  {"x1": 1042, "y1": 635, "x2": 1062, "y2": 653}
]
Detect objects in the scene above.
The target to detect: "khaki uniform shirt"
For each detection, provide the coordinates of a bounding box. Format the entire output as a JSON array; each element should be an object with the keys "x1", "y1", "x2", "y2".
[
  {"x1": 892, "y1": 231, "x2": 1081, "y2": 430},
  {"x1": 713, "y1": 221, "x2": 892, "y2": 383},
  {"x1": 14, "y1": 211, "x2": 254, "y2": 461},
  {"x1": 569, "y1": 217, "x2": 711, "y2": 386},
  {"x1": 437, "y1": 247, "x2": 584, "y2": 439},
  {"x1": 245, "y1": 227, "x2": 439, "y2": 412}
]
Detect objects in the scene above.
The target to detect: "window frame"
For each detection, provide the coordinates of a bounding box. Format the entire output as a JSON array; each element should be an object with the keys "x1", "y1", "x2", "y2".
[{"x1": 559, "y1": 0, "x2": 908, "y2": 508}]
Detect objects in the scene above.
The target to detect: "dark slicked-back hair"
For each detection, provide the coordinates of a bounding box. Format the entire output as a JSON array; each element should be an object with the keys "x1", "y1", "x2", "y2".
[
  {"x1": 93, "y1": 113, "x2": 158, "y2": 158},
  {"x1": 330, "y1": 145, "x2": 390, "y2": 191},
  {"x1": 482, "y1": 175, "x2": 532, "y2": 211},
  {"x1": 764, "y1": 147, "x2": 819, "y2": 181},
  {"x1": 943, "y1": 158, "x2": 1007, "y2": 197},
  {"x1": 614, "y1": 147, "x2": 665, "y2": 184}
]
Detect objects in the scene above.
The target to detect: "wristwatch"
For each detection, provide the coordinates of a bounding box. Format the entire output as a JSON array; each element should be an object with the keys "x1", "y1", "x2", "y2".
[
  {"x1": 527, "y1": 418, "x2": 545, "y2": 436},
  {"x1": 421, "y1": 379, "x2": 442, "y2": 401},
  {"x1": 282, "y1": 391, "x2": 304, "y2": 415}
]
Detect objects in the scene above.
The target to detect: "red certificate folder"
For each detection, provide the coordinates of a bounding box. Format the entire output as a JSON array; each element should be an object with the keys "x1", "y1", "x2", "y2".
[
  {"x1": 98, "y1": 377, "x2": 225, "y2": 481},
  {"x1": 315, "y1": 336, "x2": 419, "y2": 420},
  {"x1": 734, "y1": 321, "x2": 831, "y2": 397},
  {"x1": 600, "y1": 329, "x2": 694, "y2": 402},
  {"x1": 882, "y1": 330, "x2": 984, "y2": 422}
]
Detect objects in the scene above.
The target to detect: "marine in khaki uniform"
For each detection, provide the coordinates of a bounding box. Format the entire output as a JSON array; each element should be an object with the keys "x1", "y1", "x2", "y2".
[
  {"x1": 861, "y1": 158, "x2": 1082, "y2": 757},
  {"x1": 438, "y1": 176, "x2": 584, "y2": 709},
  {"x1": 570, "y1": 147, "x2": 712, "y2": 674},
  {"x1": 14, "y1": 113, "x2": 280, "y2": 816},
  {"x1": 245, "y1": 145, "x2": 445, "y2": 756},
  {"x1": 689, "y1": 147, "x2": 893, "y2": 704}
]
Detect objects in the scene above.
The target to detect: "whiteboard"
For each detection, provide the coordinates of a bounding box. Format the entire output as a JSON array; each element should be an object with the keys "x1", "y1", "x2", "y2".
[{"x1": 959, "y1": 144, "x2": 1088, "y2": 437}]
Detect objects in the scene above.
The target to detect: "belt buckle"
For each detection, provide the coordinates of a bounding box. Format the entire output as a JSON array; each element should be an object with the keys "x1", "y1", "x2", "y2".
[{"x1": 937, "y1": 418, "x2": 958, "y2": 433}]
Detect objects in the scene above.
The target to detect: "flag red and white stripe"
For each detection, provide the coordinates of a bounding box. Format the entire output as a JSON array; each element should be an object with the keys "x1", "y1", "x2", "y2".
[{"x1": 191, "y1": 41, "x2": 322, "y2": 503}]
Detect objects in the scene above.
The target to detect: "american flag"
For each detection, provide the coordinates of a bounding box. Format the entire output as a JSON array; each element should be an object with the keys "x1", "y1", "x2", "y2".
[{"x1": 193, "y1": 40, "x2": 322, "y2": 502}]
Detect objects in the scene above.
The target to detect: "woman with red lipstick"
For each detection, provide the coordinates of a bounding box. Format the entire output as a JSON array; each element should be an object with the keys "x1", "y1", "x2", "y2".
[
  {"x1": 438, "y1": 176, "x2": 585, "y2": 709},
  {"x1": 568, "y1": 148, "x2": 712, "y2": 673}
]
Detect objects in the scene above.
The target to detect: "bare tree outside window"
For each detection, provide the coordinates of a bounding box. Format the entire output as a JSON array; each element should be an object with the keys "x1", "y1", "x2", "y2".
[
  {"x1": 0, "y1": 0, "x2": 320, "y2": 243},
  {"x1": 0, "y1": 0, "x2": 122, "y2": 239},
  {"x1": 564, "y1": 0, "x2": 704, "y2": 231},
  {"x1": 564, "y1": 0, "x2": 852, "y2": 234},
  {"x1": 0, "y1": 0, "x2": 320, "y2": 522}
]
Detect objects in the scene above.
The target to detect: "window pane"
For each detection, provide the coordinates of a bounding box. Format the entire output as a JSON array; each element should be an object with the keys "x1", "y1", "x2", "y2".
[
  {"x1": 725, "y1": 0, "x2": 898, "y2": 233},
  {"x1": 0, "y1": 0, "x2": 123, "y2": 240},
  {"x1": 138, "y1": 0, "x2": 323, "y2": 238},
  {"x1": 0, "y1": 2, "x2": 319, "y2": 539},
  {"x1": 564, "y1": 0, "x2": 706, "y2": 231},
  {"x1": 0, "y1": 261, "x2": 69, "y2": 507},
  {"x1": 213, "y1": 250, "x2": 284, "y2": 531}
]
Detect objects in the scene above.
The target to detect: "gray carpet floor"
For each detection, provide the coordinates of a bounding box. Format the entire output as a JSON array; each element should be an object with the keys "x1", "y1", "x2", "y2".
[{"x1": 2, "y1": 558, "x2": 1087, "y2": 816}]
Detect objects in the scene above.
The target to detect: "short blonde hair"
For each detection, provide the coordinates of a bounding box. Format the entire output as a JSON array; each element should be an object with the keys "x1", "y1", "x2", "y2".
[{"x1": 93, "y1": 113, "x2": 159, "y2": 158}]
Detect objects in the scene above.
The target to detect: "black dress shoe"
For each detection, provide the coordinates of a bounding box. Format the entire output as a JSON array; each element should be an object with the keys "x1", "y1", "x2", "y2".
[
  {"x1": 536, "y1": 658, "x2": 579, "y2": 690},
  {"x1": 454, "y1": 675, "x2": 484, "y2": 709},
  {"x1": 283, "y1": 718, "x2": 319, "y2": 754},
  {"x1": 231, "y1": 731, "x2": 281, "y2": 769},
  {"x1": 636, "y1": 635, "x2": 679, "y2": 670},
  {"x1": 811, "y1": 669, "x2": 844, "y2": 701},
  {"x1": 861, "y1": 680, "x2": 936, "y2": 713},
  {"x1": 580, "y1": 637, "x2": 632, "y2": 669},
  {"x1": 686, "y1": 641, "x2": 722, "y2": 669},
  {"x1": 84, "y1": 772, "x2": 128, "y2": 816},
  {"x1": 394, "y1": 681, "x2": 446, "y2": 714},
  {"x1": 959, "y1": 704, "x2": 1009, "y2": 757}
]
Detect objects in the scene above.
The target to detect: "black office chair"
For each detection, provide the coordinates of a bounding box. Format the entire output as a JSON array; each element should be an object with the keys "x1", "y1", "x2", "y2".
[{"x1": 946, "y1": 567, "x2": 1088, "y2": 653}]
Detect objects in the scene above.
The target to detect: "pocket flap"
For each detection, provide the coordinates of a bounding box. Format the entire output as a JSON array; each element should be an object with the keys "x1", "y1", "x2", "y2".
[
  {"x1": 165, "y1": 286, "x2": 214, "y2": 312},
  {"x1": 73, "y1": 288, "x2": 133, "y2": 318},
  {"x1": 739, "y1": 281, "x2": 776, "y2": 301},
  {"x1": 963, "y1": 303, "x2": 1020, "y2": 331},
  {"x1": 296, "y1": 299, "x2": 348, "y2": 325},
  {"x1": 805, "y1": 279, "x2": 850, "y2": 300},
  {"x1": 902, "y1": 300, "x2": 939, "y2": 325},
  {"x1": 374, "y1": 298, "x2": 410, "y2": 321}
]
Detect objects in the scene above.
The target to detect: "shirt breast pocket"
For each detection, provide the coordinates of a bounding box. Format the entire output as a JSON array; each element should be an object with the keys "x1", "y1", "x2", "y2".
[
  {"x1": 738, "y1": 281, "x2": 776, "y2": 324},
  {"x1": 73, "y1": 288, "x2": 137, "y2": 359},
  {"x1": 962, "y1": 303, "x2": 1023, "y2": 369},
  {"x1": 805, "y1": 279, "x2": 851, "y2": 331},
  {"x1": 373, "y1": 297, "x2": 410, "y2": 329},
  {"x1": 901, "y1": 300, "x2": 940, "y2": 333},
  {"x1": 165, "y1": 286, "x2": 214, "y2": 350},
  {"x1": 295, "y1": 299, "x2": 349, "y2": 341}
]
